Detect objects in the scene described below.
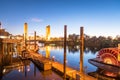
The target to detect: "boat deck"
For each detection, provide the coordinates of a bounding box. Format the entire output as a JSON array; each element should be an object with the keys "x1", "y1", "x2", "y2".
[{"x1": 88, "y1": 58, "x2": 120, "y2": 73}]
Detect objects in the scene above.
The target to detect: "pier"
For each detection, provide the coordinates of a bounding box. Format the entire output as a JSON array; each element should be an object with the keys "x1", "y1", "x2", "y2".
[
  {"x1": 18, "y1": 26, "x2": 97, "y2": 80},
  {"x1": 26, "y1": 51, "x2": 97, "y2": 80},
  {"x1": 0, "y1": 38, "x2": 21, "y2": 43}
]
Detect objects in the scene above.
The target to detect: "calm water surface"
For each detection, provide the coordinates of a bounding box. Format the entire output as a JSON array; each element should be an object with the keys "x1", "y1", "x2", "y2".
[
  {"x1": 1, "y1": 60, "x2": 62, "y2": 80},
  {"x1": 0, "y1": 44, "x2": 63, "y2": 80},
  {"x1": 38, "y1": 45, "x2": 97, "y2": 73},
  {"x1": 1, "y1": 44, "x2": 118, "y2": 80}
]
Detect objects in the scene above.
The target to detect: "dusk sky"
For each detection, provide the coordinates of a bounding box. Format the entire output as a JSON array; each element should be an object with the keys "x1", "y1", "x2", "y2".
[{"x1": 0, "y1": 0, "x2": 120, "y2": 37}]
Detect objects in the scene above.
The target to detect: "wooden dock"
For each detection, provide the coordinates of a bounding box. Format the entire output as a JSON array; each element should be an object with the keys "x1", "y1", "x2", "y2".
[
  {"x1": 26, "y1": 52, "x2": 96, "y2": 80},
  {"x1": 0, "y1": 38, "x2": 21, "y2": 43}
]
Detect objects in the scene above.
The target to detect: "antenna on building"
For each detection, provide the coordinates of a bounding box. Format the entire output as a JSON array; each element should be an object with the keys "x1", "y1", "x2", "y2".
[{"x1": 0, "y1": 22, "x2": 1, "y2": 29}]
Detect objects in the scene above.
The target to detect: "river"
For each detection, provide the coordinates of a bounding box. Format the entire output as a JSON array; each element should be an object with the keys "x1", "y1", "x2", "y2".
[{"x1": 38, "y1": 45, "x2": 97, "y2": 73}]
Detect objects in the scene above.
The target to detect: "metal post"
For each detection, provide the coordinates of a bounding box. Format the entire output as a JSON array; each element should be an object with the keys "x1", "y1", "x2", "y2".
[
  {"x1": 80, "y1": 27, "x2": 84, "y2": 73},
  {"x1": 64, "y1": 25, "x2": 67, "y2": 79}
]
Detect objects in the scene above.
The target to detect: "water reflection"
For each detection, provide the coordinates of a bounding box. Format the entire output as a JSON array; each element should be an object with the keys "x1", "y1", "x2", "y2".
[
  {"x1": 68, "y1": 45, "x2": 79, "y2": 53},
  {"x1": 38, "y1": 45, "x2": 97, "y2": 72},
  {"x1": 88, "y1": 68, "x2": 120, "y2": 80},
  {"x1": 45, "y1": 46, "x2": 50, "y2": 58},
  {"x1": 0, "y1": 43, "x2": 63, "y2": 80},
  {"x1": 39, "y1": 44, "x2": 120, "y2": 80}
]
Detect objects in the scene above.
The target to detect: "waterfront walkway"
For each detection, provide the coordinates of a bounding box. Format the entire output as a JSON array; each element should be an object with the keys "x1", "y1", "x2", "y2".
[{"x1": 27, "y1": 51, "x2": 96, "y2": 80}]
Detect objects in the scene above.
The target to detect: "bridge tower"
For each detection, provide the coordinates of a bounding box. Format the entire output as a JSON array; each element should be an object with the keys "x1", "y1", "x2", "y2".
[
  {"x1": 24, "y1": 23, "x2": 28, "y2": 40},
  {"x1": 46, "y1": 25, "x2": 50, "y2": 41},
  {"x1": 24, "y1": 23, "x2": 28, "y2": 49}
]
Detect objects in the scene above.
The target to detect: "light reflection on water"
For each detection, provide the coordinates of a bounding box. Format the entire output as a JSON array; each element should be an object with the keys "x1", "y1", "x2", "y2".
[
  {"x1": 38, "y1": 45, "x2": 120, "y2": 79},
  {"x1": 1, "y1": 60, "x2": 63, "y2": 80},
  {"x1": 0, "y1": 43, "x2": 63, "y2": 80},
  {"x1": 38, "y1": 45, "x2": 97, "y2": 73}
]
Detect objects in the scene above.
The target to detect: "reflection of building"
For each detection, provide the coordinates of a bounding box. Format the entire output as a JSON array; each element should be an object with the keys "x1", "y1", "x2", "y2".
[
  {"x1": 0, "y1": 22, "x2": 11, "y2": 38},
  {"x1": 46, "y1": 25, "x2": 50, "y2": 41},
  {"x1": 24, "y1": 23, "x2": 28, "y2": 41}
]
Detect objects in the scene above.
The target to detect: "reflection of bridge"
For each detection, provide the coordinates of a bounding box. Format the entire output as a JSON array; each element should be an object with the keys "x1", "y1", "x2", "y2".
[{"x1": 28, "y1": 40, "x2": 64, "y2": 43}]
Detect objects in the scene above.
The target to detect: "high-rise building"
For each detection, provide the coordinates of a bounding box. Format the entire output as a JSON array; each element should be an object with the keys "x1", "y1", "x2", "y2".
[
  {"x1": 46, "y1": 25, "x2": 50, "y2": 40},
  {"x1": 24, "y1": 23, "x2": 28, "y2": 41}
]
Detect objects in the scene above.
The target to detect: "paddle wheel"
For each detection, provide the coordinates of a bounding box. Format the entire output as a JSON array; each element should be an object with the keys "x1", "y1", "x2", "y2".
[
  {"x1": 97, "y1": 48, "x2": 120, "y2": 66},
  {"x1": 88, "y1": 48, "x2": 120, "y2": 79}
]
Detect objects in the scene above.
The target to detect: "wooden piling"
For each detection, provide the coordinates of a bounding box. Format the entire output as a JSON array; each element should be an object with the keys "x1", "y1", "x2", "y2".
[
  {"x1": 34, "y1": 31, "x2": 36, "y2": 50},
  {"x1": 25, "y1": 33, "x2": 27, "y2": 50},
  {"x1": 80, "y1": 27, "x2": 84, "y2": 73},
  {"x1": 2, "y1": 43, "x2": 4, "y2": 54},
  {"x1": 2, "y1": 43, "x2": 4, "y2": 64},
  {"x1": 7, "y1": 43, "x2": 10, "y2": 54},
  {"x1": 64, "y1": 25, "x2": 67, "y2": 79}
]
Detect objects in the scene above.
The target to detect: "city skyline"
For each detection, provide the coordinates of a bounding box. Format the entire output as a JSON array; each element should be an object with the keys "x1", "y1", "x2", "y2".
[{"x1": 0, "y1": 0, "x2": 120, "y2": 38}]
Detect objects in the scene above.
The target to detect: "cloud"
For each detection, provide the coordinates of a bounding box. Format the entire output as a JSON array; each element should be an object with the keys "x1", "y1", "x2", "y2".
[{"x1": 31, "y1": 18, "x2": 43, "y2": 22}]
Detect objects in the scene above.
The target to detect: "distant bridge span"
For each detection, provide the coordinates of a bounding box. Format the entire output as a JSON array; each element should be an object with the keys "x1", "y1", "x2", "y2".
[{"x1": 27, "y1": 40, "x2": 80, "y2": 45}]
